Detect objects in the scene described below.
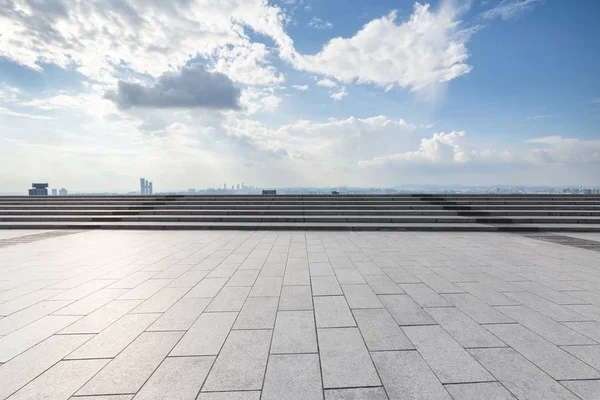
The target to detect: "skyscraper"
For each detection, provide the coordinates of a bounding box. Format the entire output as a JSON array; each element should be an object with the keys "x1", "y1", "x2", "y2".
[
  {"x1": 28, "y1": 183, "x2": 49, "y2": 196},
  {"x1": 59, "y1": 188, "x2": 68, "y2": 196},
  {"x1": 236, "y1": 183, "x2": 240, "y2": 190},
  {"x1": 140, "y1": 178, "x2": 146, "y2": 195},
  {"x1": 223, "y1": 183, "x2": 226, "y2": 190},
  {"x1": 148, "y1": 182, "x2": 153, "y2": 195},
  {"x1": 51, "y1": 189, "x2": 58, "y2": 196}
]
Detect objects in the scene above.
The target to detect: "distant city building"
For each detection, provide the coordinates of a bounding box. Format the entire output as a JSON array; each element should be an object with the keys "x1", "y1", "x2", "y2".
[
  {"x1": 231, "y1": 185, "x2": 234, "y2": 190},
  {"x1": 242, "y1": 182, "x2": 244, "y2": 189},
  {"x1": 59, "y1": 188, "x2": 68, "y2": 196},
  {"x1": 262, "y1": 190, "x2": 276, "y2": 195},
  {"x1": 28, "y1": 183, "x2": 49, "y2": 196},
  {"x1": 140, "y1": 178, "x2": 153, "y2": 195},
  {"x1": 236, "y1": 184, "x2": 240, "y2": 190},
  {"x1": 224, "y1": 183, "x2": 227, "y2": 190},
  {"x1": 189, "y1": 189, "x2": 197, "y2": 194},
  {"x1": 51, "y1": 188, "x2": 58, "y2": 196}
]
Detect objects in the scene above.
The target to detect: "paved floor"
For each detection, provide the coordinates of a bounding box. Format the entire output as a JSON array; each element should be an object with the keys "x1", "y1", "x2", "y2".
[{"x1": 1, "y1": 231, "x2": 600, "y2": 400}]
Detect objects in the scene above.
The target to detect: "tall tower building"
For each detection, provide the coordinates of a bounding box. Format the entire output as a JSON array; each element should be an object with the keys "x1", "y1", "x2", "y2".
[
  {"x1": 148, "y1": 182, "x2": 153, "y2": 195},
  {"x1": 223, "y1": 183, "x2": 226, "y2": 190},
  {"x1": 140, "y1": 178, "x2": 146, "y2": 195}
]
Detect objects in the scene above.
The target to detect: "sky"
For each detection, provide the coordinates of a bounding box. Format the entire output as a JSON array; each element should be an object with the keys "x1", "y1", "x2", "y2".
[{"x1": 0, "y1": 0, "x2": 599, "y2": 192}]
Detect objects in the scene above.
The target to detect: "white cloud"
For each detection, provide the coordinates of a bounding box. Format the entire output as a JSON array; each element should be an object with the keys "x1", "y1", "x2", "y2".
[
  {"x1": 291, "y1": 85, "x2": 309, "y2": 91},
  {"x1": 331, "y1": 87, "x2": 348, "y2": 101},
  {"x1": 360, "y1": 131, "x2": 469, "y2": 166},
  {"x1": 316, "y1": 79, "x2": 338, "y2": 88},
  {"x1": 292, "y1": 2, "x2": 475, "y2": 91},
  {"x1": 0, "y1": 0, "x2": 291, "y2": 86},
  {"x1": 308, "y1": 17, "x2": 333, "y2": 30},
  {"x1": 482, "y1": 0, "x2": 543, "y2": 21},
  {"x1": 526, "y1": 136, "x2": 600, "y2": 164}
]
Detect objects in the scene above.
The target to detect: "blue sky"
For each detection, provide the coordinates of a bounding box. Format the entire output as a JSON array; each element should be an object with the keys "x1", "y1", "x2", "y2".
[{"x1": 0, "y1": 0, "x2": 598, "y2": 192}]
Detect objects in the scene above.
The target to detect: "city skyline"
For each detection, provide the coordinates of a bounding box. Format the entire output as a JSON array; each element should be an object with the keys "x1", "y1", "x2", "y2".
[{"x1": 0, "y1": 0, "x2": 599, "y2": 192}]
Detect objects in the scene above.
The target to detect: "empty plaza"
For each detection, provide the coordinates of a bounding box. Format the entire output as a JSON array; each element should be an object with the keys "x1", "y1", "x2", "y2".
[{"x1": 0, "y1": 229, "x2": 600, "y2": 399}]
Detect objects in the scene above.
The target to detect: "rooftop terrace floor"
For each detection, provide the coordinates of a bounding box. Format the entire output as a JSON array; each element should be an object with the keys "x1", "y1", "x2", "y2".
[{"x1": 1, "y1": 230, "x2": 600, "y2": 399}]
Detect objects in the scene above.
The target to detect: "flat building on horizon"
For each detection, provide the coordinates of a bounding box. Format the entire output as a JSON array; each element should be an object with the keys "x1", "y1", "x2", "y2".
[
  {"x1": 59, "y1": 188, "x2": 68, "y2": 196},
  {"x1": 28, "y1": 183, "x2": 49, "y2": 196},
  {"x1": 51, "y1": 188, "x2": 58, "y2": 196}
]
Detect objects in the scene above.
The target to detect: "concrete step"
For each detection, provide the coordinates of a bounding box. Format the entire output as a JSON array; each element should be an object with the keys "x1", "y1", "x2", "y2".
[
  {"x1": 1, "y1": 221, "x2": 599, "y2": 232},
  {"x1": 1, "y1": 215, "x2": 600, "y2": 224}
]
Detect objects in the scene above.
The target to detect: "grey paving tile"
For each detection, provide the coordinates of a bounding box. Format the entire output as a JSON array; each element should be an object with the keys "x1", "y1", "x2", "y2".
[
  {"x1": 148, "y1": 297, "x2": 210, "y2": 331},
  {"x1": 414, "y1": 273, "x2": 463, "y2": 293},
  {"x1": 0, "y1": 314, "x2": 80, "y2": 362},
  {"x1": 197, "y1": 392, "x2": 260, "y2": 400},
  {"x1": 279, "y1": 285, "x2": 313, "y2": 310},
  {"x1": 202, "y1": 329, "x2": 272, "y2": 392},
  {"x1": 310, "y1": 262, "x2": 335, "y2": 276},
  {"x1": 400, "y1": 283, "x2": 452, "y2": 307},
  {"x1": 0, "y1": 289, "x2": 65, "y2": 316},
  {"x1": 335, "y1": 269, "x2": 366, "y2": 285},
  {"x1": 485, "y1": 323, "x2": 600, "y2": 380},
  {"x1": 563, "y1": 321, "x2": 600, "y2": 342},
  {"x1": 233, "y1": 296, "x2": 279, "y2": 329},
  {"x1": 371, "y1": 350, "x2": 451, "y2": 400},
  {"x1": 513, "y1": 281, "x2": 584, "y2": 305},
  {"x1": 444, "y1": 382, "x2": 516, "y2": 400},
  {"x1": 342, "y1": 284, "x2": 383, "y2": 309},
  {"x1": 132, "y1": 287, "x2": 189, "y2": 313},
  {"x1": 8, "y1": 359, "x2": 109, "y2": 400},
  {"x1": 379, "y1": 294, "x2": 436, "y2": 326},
  {"x1": 561, "y1": 345, "x2": 600, "y2": 371},
  {"x1": 363, "y1": 274, "x2": 404, "y2": 294},
  {"x1": 271, "y1": 310, "x2": 317, "y2": 354},
  {"x1": 0, "y1": 334, "x2": 93, "y2": 400},
  {"x1": 119, "y1": 279, "x2": 172, "y2": 300},
  {"x1": 456, "y1": 282, "x2": 518, "y2": 306},
  {"x1": 207, "y1": 263, "x2": 240, "y2": 278},
  {"x1": 561, "y1": 380, "x2": 600, "y2": 400},
  {"x1": 52, "y1": 288, "x2": 129, "y2": 316},
  {"x1": 206, "y1": 286, "x2": 251, "y2": 312},
  {"x1": 504, "y1": 291, "x2": 591, "y2": 322},
  {"x1": 425, "y1": 307, "x2": 505, "y2": 348},
  {"x1": 70, "y1": 396, "x2": 133, "y2": 400},
  {"x1": 262, "y1": 354, "x2": 323, "y2": 400},
  {"x1": 352, "y1": 308, "x2": 413, "y2": 351},
  {"x1": 566, "y1": 305, "x2": 600, "y2": 322},
  {"x1": 51, "y1": 279, "x2": 116, "y2": 301},
  {"x1": 109, "y1": 271, "x2": 156, "y2": 289},
  {"x1": 403, "y1": 325, "x2": 494, "y2": 384},
  {"x1": 171, "y1": 312, "x2": 237, "y2": 356},
  {"x1": 442, "y1": 293, "x2": 513, "y2": 324},
  {"x1": 168, "y1": 270, "x2": 209, "y2": 288},
  {"x1": 383, "y1": 268, "x2": 422, "y2": 284},
  {"x1": 249, "y1": 276, "x2": 283, "y2": 297},
  {"x1": 226, "y1": 269, "x2": 259, "y2": 287},
  {"x1": 312, "y1": 276, "x2": 343, "y2": 296},
  {"x1": 318, "y1": 327, "x2": 380, "y2": 389},
  {"x1": 76, "y1": 331, "x2": 183, "y2": 396},
  {"x1": 133, "y1": 356, "x2": 214, "y2": 400},
  {"x1": 324, "y1": 388, "x2": 388, "y2": 400},
  {"x1": 0, "y1": 300, "x2": 71, "y2": 335},
  {"x1": 314, "y1": 296, "x2": 356, "y2": 328},
  {"x1": 284, "y1": 267, "x2": 311, "y2": 286},
  {"x1": 186, "y1": 278, "x2": 228, "y2": 298},
  {"x1": 260, "y1": 263, "x2": 286, "y2": 277},
  {"x1": 67, "y1": 313, "x2": 159, "y2": 359},
  {"x1": 59, "y1": 299, "x2": 141, "y2": 334},
  {"x1": 469, "y1": 347, "x2": 580, "y2": 400},
  {"x1": 496, "y1": 305, "x2": 596, "y2": 345}
]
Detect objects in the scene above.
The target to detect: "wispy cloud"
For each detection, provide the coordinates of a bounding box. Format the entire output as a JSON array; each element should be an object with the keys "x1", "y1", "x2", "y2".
[
  {"x1": 308, "y1": 17, "x2": 333, "y2": 30},
  {"x1": 0, "y1": 106, "x2": 55, "y2": 120},
  {"x1": 482, "y1": 0, "x2": 543, "y2": 21},
  {"x1": 526, "y1": 114, "x2": 552, "y2": 120},
  {"x1": 292, "y1": 85, "x2": 309, "y2": 91}
]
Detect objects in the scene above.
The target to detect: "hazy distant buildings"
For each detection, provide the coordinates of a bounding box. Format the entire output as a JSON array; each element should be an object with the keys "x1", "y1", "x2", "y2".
[
  {"x1": 28, "y1": 183, "x2": 49, "y2": 196},
  {"x1": 140, "y1": 178, "x2": 153, "y2": 195},
  {"x1": 51, "y1": 189, "x2": 58, "y2": 196},
  {"x1": 59, "y1": 188, "x2": 68, "y2": 196}
]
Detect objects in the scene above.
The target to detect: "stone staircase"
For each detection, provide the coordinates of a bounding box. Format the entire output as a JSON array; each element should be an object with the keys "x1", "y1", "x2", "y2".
[{"x1": 0, "y1": 194, "x2": 599, "y2": 231}]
